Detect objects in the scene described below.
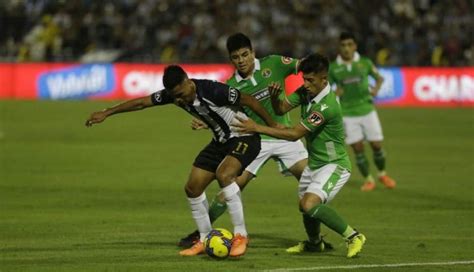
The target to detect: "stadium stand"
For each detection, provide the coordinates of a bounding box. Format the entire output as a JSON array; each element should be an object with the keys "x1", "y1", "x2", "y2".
[{"x1": 0, "y1": 0, "x2": 472, "y2": 66}]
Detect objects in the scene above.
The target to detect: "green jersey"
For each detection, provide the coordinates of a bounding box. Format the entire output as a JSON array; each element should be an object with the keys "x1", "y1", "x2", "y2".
[
  {"x1": 286, "y1": 85, "x2": 351, "y2": 171},
  {"x1": 227, "y1": 55, "x2": 298, "y2": 140},
  {"x1": 328, "y1": 52, "x2": 380, "y2": 116}
]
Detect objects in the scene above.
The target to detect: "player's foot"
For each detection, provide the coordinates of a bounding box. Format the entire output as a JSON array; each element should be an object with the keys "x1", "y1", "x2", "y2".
[
  {"x1": 360, "y1": 181, "x2": 376, "y2": 192},
  {"x1": 178, "y1": 230, "x2": 200, "y2": 248},
  {"x1": 379, "y1": 175, "x2": 396, "y2": 189},
  {"x1": 229, "y1": 234, "x2": 248, "y2": 257},
  {"x1": 286, "y1": 238, "x2": 334, "y2": 253},
  {"x1": 179, "y1": 241, "x2": 205, "y2": 256},
  {"x1": 346, "y1": 233, "x2": 366, "y2": 258}
]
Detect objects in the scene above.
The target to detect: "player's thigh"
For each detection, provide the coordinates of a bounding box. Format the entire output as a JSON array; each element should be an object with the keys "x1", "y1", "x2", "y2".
[
  {"x1": 185, "y1": 166, "x2": 216, "y2": 197},
  {"x1": 216, "y1": 135, "x2": 261, "y2": 185},
  {"x1": 274, "y1": 140, "x2": 308, "y2": 175},
  {"x1": 216, "y1": 155, "x2": 244, "y2": 187},
  {"x1": 244, "y1": 141, "x2": 274, "y2": 176},
  {"x1": 362, "y1": 110, "x2": 384, "y2": 142},
  {"x1": 343, "y1": 116, "x2": 364, "y2": 145},
  {"x1": 298, "y1": 164, "x2": 351, "y2": 203}
]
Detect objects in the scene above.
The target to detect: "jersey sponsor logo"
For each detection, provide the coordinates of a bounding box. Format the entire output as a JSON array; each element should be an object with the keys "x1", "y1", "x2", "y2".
[
  {"x1": 253, "y1": 88, "x2": 270, "y2": 101},
  {"x1": 320, "y1": 104, "x2": 329, "y2": 111},
  {"x1": 342, "y1": 76, "x2": 361, "y2": 85},
  {"x1": 281, "y1": 56, "x2": 293, "y2": 65},
  {"x1": 262, "y1": 68, "x2": 272, "y2": 78},
  {"x1": 38, "y1": 64, "x2": 115, "y2": 99},
  {"x1": 307, "y1": 111, "x2": 324, "y2": 126},
  {"x1": 228, "y1": 87, "x2": 239, "y2": 103}
]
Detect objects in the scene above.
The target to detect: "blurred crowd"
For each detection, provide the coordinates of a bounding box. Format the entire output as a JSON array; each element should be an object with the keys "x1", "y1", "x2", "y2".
[{"x1": 0, "y1": 0, "x2": 472, "y2": 66}]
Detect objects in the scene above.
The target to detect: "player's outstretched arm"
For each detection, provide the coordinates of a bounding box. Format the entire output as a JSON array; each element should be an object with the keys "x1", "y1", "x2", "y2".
[
  {"x1": 239, "y1": 93, "x2": 278, "y2": 128},
  {"x1": 269, "y1": 82, "x2": 294, "y2": 115},
  {"x1": 232, "y1": 115, "x2": 307, "y2": 141},
  {"x1": 85, "y1": 96, "x2": 154, "y2": 127}
]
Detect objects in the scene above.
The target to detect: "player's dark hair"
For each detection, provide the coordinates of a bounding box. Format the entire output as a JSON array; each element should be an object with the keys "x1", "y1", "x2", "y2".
[
  {"x1": 163, "y1": 65, "x2": 187, "y2": 90},
  {"x1": 226, "y1": 33, "x2": 252, "y2": 54},
  {"x1": 340, "y1": 32, "x2": 356, "y2": 42},
  {"x1": 298, "y1": 53, "x2": 329, "y2": 74}
]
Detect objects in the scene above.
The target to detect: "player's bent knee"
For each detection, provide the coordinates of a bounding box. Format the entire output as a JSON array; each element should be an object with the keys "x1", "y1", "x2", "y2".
[
  {"x1": 299, "y1": 195, "x2": 323, "y2": 213},
  {"x1": 370, "y1": 141, "x2": 382, "y2": 150},
  {"x1": 215, "y1": 171, "x2": 237, "y2": 186},
  {"x1": 184, "y1": 183, "x2": 203, "y2": 198}
]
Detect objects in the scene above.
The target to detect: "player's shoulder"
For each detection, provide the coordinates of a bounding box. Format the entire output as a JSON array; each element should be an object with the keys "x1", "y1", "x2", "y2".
[
  {"x1": 262, "y1": 54, "x2": 295, "y2": 66},
  {"x1": 329, "y1": 61, "x2": 340, "y2": 70},
  {"x1": 320, "y1": 92, "x2": 341, "y2": 114},
  {"x1": 359, "y1": 56, "x2": 374, "y2": 64},
  {"x1": 226, "y1": 75, "x2": 238, "y2": 86}
]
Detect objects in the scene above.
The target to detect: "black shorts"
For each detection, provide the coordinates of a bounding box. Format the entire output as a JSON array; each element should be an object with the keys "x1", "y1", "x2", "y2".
[{"x1": 193, "y1": 134, "x2": 261, "y2": 174}]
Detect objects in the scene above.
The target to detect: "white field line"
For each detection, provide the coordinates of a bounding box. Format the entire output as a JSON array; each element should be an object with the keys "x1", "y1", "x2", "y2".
[{"x1": 262, "y1": 260, "x2": 474, "y2": 272}]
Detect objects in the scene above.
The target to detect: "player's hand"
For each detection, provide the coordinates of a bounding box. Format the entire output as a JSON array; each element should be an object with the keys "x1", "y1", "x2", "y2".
[
  {"x1": 335, "y1": 87, "x2": 344, "y2": 97},
  {"x1": 85, "y1": 111, "x2": 107, "y2": 127},
  {"x1": 191, "y1": 118, "x2": 208, "y2": 130},
  {"x1": 231, "y1": 115, "x2": 258, "y2": 133},
  {"x1": 370, "y1": 87, "x2": 380, "y2": 97},
  {"x1": 268, "y1": 82, "x2": 282, "y2": 98}
]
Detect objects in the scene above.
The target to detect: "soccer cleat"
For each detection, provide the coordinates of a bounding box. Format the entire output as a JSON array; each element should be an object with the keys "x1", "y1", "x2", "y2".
[
  {"x1": 360, "y1": 181, "x2": 376, "y2": 192},
  {"x1": 286, "y1": 239, "x2": 334, "y2": 253},
  {"x1": 229, "y1": 234, "x2": 249, "y2": 257},
  {"x1": 178, "y1": 230, "x2": 200, "y2": 248},
  {"x1": 379, "y1": 175, "x2": 396, "y2": 189},
  {"x1": 179, "y1": 241, "x2": 205, "y2": 256},
  {"x1": 346, "y1": 233, "x2": 366, "y2": 258}
]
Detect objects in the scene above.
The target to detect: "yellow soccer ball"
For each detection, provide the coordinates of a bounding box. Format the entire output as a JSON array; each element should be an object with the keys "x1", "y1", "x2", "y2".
[{"x1": 204, "y1": 228, "x2": 233, "y2": 259}]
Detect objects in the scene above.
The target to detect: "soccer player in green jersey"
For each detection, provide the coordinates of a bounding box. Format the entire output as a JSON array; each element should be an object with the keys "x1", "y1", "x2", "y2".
[
  {"x1": 329, "y1": 32, "x2": 396, "y2": 192},
  {"x1": 233, "y1": 53, "x2": 366, "y2": 258},
  {"x1": 179, "y1": 33, "x2": 309, "y2": 248}
]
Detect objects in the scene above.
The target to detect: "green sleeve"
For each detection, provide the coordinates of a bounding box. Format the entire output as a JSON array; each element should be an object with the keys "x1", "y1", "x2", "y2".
[
  {"x1": 300, "y1": 104, "x2": 330, "y2": 132},
  {"x1": 270, "y1": 55, "x2": 299, "y2": 76},
  {"x1": 285, "y1": 87, "x2": 302, "y2": 107}
]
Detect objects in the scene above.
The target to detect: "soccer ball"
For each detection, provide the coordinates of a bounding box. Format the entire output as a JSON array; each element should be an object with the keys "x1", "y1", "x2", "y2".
[{"x1": 204, "y1": 228, "x2": 233, "y2": 259}]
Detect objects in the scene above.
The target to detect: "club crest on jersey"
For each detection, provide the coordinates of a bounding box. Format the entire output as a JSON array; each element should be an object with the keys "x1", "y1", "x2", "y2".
[
  {"x1": 262, "y1": 68, "x2": 272, "y2": 78},
  {"x1": 281, "y1": 56, "x2": 293, "y2": 64},
  {"x1": 228, "y1": 87, "x2": 239, "y2": 103},
  {"x1": 307, "y1": 112, "x2": 324, "y2": 126}
]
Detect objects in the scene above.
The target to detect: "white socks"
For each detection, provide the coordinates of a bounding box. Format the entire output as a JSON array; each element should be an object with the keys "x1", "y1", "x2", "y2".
[
  {"x1": 222, "y1": 182, "x2": 247, "y2": 237},
  {"x1": 187, "y1": 193, "x2": 211, "y2": 242}
]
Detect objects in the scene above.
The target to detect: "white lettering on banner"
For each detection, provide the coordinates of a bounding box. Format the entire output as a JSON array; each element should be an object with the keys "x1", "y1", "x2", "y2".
[
  {"x1": 376, "y1": 70, "x2": 395, "y2": 99},
  {"x1": 123, "y1": 72, "x2": 163, "y2": 96},
  {"x1": 414, "y1": 75, "x2": 474, "y2": 102},
  {"x1": 122, "y1": 70, "x2": 228, "y2": 96},
  {"x1": 46, "y1": 65, "x2": 107, "y2": 99}
]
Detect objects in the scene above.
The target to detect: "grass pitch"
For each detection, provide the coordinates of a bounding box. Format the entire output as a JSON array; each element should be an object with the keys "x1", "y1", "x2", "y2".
[{"x1": 1, "y1": 101, "x2": 473, "y2": 272}]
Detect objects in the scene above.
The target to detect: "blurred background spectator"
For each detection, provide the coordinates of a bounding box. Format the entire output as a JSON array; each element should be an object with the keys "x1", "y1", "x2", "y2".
[{"x1": 0, "y1": 0, "x2": 472, "y2": 66}]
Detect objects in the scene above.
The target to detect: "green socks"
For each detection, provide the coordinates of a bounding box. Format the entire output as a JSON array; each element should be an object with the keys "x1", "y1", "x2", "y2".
[
  {"x1": 208, "y1": 195, "x2": 227, "y2": 223},
  {"x1": 306, "y1": 204, "x2": 349, "y2": 236},
  {"x1": 373, "y1": 149, "x2": 386, "y2": 171},
  {"x1": 355, "y1": 152, "x2": 370, "y2": 178},
  {"x1": 302, "y1": 214, "x2": 321, "y2": 243}
]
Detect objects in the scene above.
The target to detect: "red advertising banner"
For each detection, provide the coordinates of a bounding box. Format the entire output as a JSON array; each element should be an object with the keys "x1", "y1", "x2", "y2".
[
  {"x1": 0, "y1": 63, "x2": 472, "y2": 107},
  {"x1": 402, "y1": 67, "x2": 474, "y2": 107}
]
